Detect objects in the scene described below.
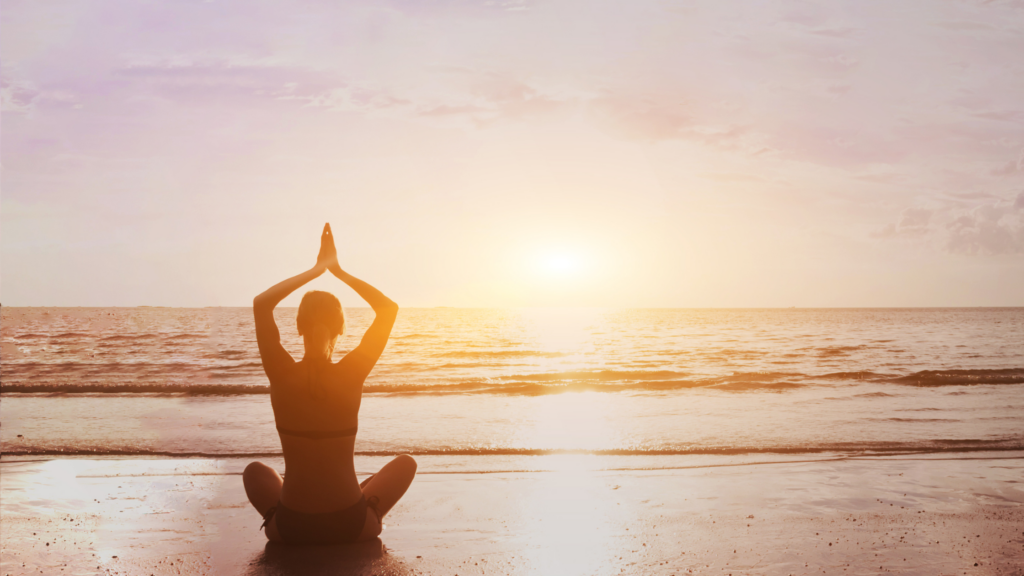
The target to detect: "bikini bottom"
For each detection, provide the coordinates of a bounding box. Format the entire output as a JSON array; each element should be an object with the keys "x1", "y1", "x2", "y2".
[{"x1": 262, "y1": 496, "x2": 379, "y2": 544}]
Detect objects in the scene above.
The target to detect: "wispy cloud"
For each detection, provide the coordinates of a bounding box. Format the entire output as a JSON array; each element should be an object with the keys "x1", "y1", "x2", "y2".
[
  {"x1": 0, "y1": 77, "x2": 39, "y2": 114},
  {"x1": 875, "y1": 193, "x2": 1024, "y2": 255},
  {"x1": 1, "y1": 76, "x2": 82, "y2": 115}
]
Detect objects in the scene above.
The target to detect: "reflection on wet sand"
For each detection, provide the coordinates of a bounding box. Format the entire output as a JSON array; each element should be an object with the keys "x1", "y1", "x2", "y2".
[{"x1": 516, "y1": 457, "x2": 628, "y2": 575}]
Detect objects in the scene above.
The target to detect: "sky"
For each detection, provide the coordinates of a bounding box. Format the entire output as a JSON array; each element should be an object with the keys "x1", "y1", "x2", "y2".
[{"x1": 2, "y1": 0, "x2": 1023, "y2": 307}]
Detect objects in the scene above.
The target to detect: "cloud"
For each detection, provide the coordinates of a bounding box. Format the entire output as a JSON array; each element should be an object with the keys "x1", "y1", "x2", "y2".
[
  {"x1": 875, "y1": 193, "x2": 1024, "y2": 255},
  {"x1": 945, "y1": 193, "x2": 1024, "y2": 255},
  {"x1": 586, "y1": 94, "x2": 772, "y2": 153},
  {"x1": 288, "y1": 84, "x2": 414, "y2": 113},
  {"x1": 972, "y1": 110, "x2": 1020, "y2": 121},
  {"x1": 807, "y1": 27, "x2": 858, "y2": 39},
  {"x1": 287, "y1": 70, "x2": 572, "y2": 125},
  {"x1": 932, "y1": 21, "x2": 997, "y2": 32},
  {"x1": 9, "y1": 0, "x2": 1022, "y2": 172},
  {"x1": 383, "y1": 0, "x2": 532, "y2": 16},
  {"x1": 110, "y1": 58, "x2": 331, "y2": 106},
  {"x1": 282, "y1": 75, "x2": 760, "y2": 150},
  {"x1": 1, "y1": 75, "x2": 84, "y2": 115},
  {"x1": 589, "y1": 96, "x2": 692, "y2": 141},
  {"x1": 992, "y1": 149, "x2": 1024, "y2": 176},
  {"x1": 898, "y1": 207, "x2": 933, "y2": 233},
  {"x1": 0, "y1": 77, "x2": 39, "y2": 114}
]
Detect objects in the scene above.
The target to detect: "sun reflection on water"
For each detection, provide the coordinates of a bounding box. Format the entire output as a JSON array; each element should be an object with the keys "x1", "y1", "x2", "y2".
[
  {"x1": 518, "y1": 307, "x2": 606, "y2": 357},
  {"x1": 513, "y1": 392, "x2": 624, "y2": 453}
]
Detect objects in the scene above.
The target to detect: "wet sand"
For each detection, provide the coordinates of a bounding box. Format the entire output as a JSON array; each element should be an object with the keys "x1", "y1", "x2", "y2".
[{"x1": 2, "y1": 453, "x2": 1022, "y2": 575}]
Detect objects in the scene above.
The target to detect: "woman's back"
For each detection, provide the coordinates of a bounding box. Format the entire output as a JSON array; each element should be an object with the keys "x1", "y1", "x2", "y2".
[{"x1": 270, "y1": 359, "x2": 364, "y2": 512}]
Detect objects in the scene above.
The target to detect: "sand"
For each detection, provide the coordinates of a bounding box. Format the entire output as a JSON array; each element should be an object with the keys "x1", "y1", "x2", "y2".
[{"x1": 2, "y1": 453, "x2": 1023, "y2": 576}]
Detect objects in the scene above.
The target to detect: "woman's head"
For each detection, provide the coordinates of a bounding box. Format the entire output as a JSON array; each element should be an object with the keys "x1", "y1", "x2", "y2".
[{"x1": 296, "y1": 290, "x2": 345, "y2": 358}]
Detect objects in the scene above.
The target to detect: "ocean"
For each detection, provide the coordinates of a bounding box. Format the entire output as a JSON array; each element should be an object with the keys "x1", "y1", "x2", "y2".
[{"x1": 2, "y1": 307, "x2": 1023, "y2": 472}]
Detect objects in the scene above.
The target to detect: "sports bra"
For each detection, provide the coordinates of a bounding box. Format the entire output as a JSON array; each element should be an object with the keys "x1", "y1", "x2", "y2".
[{"x1": 276, "y1": 425, "x2": 358, "y2": 439}]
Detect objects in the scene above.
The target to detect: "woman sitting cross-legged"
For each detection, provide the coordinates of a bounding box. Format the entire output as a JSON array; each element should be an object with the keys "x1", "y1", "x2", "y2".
[{"x1": 243, "y1": 223, "x2": 416, "y2": 544}]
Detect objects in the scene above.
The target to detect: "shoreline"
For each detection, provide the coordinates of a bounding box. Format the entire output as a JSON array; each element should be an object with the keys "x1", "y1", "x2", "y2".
[
  {"x1": 3, "y1": 452, "x2": 1022, "y2": 575},
  {"x1": 5, "y1": 448, "x2": 1024, "y2": 468}
]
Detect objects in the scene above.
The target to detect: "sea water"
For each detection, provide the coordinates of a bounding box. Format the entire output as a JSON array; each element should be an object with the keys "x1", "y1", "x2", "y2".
[{"x1": 2, "y1": 307, "x2": 1022, "y2": 472}]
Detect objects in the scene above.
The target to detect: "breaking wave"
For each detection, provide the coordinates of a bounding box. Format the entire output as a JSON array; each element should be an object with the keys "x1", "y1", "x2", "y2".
[
  {"x1": 888, "y1": 369, "x2": 1024, "y2": 386},
  {"x1": 3, "y1": 367, "x2": 1022, "y2": 396},
  {"x1": 3, "y1": 438, "x2": 1022, "y2": 458}
]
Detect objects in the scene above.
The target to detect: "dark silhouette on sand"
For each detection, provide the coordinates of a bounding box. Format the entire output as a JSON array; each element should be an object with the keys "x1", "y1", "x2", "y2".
[{"x1": 243, "y1": 223, "x2": 416, "y2": 544}]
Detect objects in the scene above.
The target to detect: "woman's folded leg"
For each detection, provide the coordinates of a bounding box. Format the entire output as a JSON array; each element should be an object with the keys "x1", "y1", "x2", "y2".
[
  {"x1": 361, "y1": 454, "x2": 417, "y2": 520},
  {"x1": 243, "y1": 461, "x2": 284, "y2": 541}
]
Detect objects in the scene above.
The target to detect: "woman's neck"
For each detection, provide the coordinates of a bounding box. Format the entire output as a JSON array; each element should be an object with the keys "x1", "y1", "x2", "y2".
[
  {"x1": 301, "y1": 352, "x2": 332, "y2": 364},
  {"x1": 301, "y1": 334, "x2": 335, "y2": 363}
]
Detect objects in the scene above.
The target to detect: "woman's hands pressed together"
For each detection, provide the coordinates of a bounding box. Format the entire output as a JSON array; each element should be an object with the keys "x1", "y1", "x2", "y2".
[{"x1": 316, "y1": 223, "x2": 341, "y2": 274}]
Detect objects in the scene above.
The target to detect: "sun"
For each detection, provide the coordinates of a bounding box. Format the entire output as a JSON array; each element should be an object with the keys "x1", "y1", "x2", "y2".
[
  {"x1": 540, "y1": 251, "x2": 583, "y2": 277},
  {"x1": 511, "y1": 244, "x2": 598, "y2": 301}
]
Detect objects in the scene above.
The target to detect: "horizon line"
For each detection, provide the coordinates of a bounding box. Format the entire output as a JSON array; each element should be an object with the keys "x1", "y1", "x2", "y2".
[{"x1": 3, "y1": 305, "x2": 1023, "y2": 310}]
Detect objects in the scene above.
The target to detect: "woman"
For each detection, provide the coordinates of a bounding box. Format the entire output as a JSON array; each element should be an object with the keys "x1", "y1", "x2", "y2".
[{"x1": 243, "y1": 223, "x2": 416, "y2": 544}]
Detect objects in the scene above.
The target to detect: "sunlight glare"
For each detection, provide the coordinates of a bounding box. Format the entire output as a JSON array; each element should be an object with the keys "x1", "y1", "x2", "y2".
[
  {"x1": 515, "y1": 392, "x2": 621, "y2": 453},
  {"x1": 518, "y1": 457, "x2": 626, "y2": 576},
  {"x1": 543, "y1": 252, "x2": 581, "y2": 276},
  {"x1": 519, "y1": 307, "x2": 602, "y2": 353}
]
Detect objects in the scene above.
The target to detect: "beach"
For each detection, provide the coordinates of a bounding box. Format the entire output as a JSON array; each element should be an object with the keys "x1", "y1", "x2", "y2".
[
  {"x1": 6, "y1": 0, "x2": 1024, "y2": 570},
  {"x1": 6, "y1": 0, "x2": 1024, "y2": 571},
  {"x1": 2, "y1": 452, "x2": 1022, "y2": 575}
]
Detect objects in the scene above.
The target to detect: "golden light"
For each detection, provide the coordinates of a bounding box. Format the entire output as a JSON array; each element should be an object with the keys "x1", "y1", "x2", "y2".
[
  {"x1": 531, "y1": 245, "x2": 592, "y2": 281},
  {"x1": 513, "y1": 392, "x2": 622, "y2": 453},
  {"x1": 542, "y1": 251, "x2": 582, "y2": 276},
  {"x1": 517, "y1": 464, "x2": 624, "y2": 575},
  {"x1": 482, "y1": 236, "x2": 615, "y2": 306},
  {"x1": 511, "y1": 395, "x2": 628, "y2": 576},
  {"x1": 518, "y1": 307, "x2": 602, "y2": 355}
]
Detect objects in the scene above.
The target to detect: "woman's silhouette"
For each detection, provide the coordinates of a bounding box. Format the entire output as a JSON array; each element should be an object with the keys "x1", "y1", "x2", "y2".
[{"x1": 243, "y1": 223, "x2": 416, "y2": 543}]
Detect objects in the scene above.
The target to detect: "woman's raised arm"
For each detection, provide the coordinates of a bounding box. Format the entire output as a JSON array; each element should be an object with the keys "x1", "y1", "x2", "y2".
[{"x1": 253, "y1": 259, "x2": 325, "y2": 378}]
